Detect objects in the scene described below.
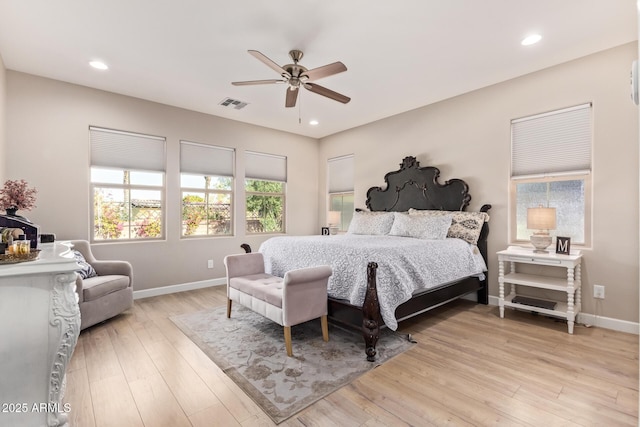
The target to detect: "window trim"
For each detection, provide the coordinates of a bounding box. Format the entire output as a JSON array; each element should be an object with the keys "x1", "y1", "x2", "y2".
[
  {"x1": 180, "y1": 177, "x2": 234, "y2": 238},
  {"x1": 179, "y1": 140, "x2": 235, "y2": 239},
  {"x1": 244, "y1": 178, "x2": 286, "y2": 235},
  {"x1": 509, "y1": 170, "x2": 592, "y2": 248},
  {"x1": 90, "y1": 127, "x2": 167, "y2": 243},
  {"x1": 90, "y1": 169, "x2": 166, "y2": 242},
  {"x1": 509, "y1": 104, "x2": 592, "y2": 248}
]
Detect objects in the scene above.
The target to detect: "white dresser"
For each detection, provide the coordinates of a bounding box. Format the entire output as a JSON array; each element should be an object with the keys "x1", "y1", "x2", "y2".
[{"x1": 0, "y1": 242, "x2": 80, "y2": 427}]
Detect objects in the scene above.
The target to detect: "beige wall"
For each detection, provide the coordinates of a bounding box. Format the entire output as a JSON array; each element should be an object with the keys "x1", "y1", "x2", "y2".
[
  {"x1": 319, "y1": 43, "x2": 639, "y2": 323},
  {"x1": 5, "y1": 72, "x2": 319, "y2": 290},
  {"x1": 3, "y1": 44, "x2": 638, "y2": 324},
  {"x1": 0, "y1": 52, "x2": 6, "y2": 181}
]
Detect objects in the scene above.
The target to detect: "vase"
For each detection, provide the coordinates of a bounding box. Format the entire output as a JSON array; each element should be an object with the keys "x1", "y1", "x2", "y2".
[{"x1": 3, "y1": 208, "x2": 31, "y2": 223}]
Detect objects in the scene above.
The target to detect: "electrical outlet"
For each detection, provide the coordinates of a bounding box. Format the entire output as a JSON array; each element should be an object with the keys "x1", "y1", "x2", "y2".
[
  {"x1": 593, "y1": 284, "x2": 605, "y2": 299},
  {"x1": 207, "y1": 259, "x2": 214, "y2": 269}
]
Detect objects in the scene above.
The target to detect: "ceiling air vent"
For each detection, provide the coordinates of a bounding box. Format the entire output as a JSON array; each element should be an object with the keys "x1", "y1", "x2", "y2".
[{"x1": 219, "y1": 97, "x2": 249, "y2": 110}]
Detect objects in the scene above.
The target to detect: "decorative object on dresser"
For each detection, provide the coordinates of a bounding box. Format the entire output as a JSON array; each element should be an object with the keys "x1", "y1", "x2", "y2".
[
  {"x1": 69, "y1": 240, "x2": 133, "y2": 330},
  {"x1": 498, "y1": 245, "x2": 582, "y2": 334},
  {"x1": 0, "y1": 179, "x2": 37, "y2": 217},
  {"x1": 527, "y1": 205, "x2": 556, "y2": 252},
  {"x1": 243, "y1": 155, "x2": 491, "y2": 360},
  {"x1": 170, "y1": 304, "x2": 413, "y2": 424},
  {"x1": 0, "y1": 214, "x2": 40, "y2": 250}
]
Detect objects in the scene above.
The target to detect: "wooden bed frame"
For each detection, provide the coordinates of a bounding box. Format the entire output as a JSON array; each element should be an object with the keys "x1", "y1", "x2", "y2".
[
  {"x1": 328, "y1": 156, "x2": 491, "y2": 361},
  {"x1": 243, "y1": 156, "x2": 491, "y2": 361}
]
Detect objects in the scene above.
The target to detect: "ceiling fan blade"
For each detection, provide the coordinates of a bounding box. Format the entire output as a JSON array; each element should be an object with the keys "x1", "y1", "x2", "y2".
[
  {"x1": 302, "y1": 61, "x2": 347, "y2": 81},
  {"x1": 303, "y1": 83, "x2": 350, "y2": 104},
  {"x1": 285, "y1": 87, "x2": 299, "y2": 108},
  {"x1": 232, "y1": 79, "x2": 286, "y2": 86},
  {"x1": 248, "y1": 50, "x2": 291, "y2": 79}
]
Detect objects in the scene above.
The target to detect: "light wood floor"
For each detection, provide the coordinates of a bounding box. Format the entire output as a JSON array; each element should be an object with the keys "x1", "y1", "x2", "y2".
[{"x1": 63, "y1": 286, "x2": 638, "y2": 426}]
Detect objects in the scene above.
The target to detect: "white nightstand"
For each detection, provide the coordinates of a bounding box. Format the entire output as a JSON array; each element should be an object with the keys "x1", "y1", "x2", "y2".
[{"x1": 497, "y1": 245, "x2": 582, "y2": 334}]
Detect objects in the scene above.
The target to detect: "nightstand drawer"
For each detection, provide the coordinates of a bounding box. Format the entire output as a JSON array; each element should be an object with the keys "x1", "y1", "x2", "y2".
[{"x1": 502, "y1": 255, "x2": 562, "y2": 265}]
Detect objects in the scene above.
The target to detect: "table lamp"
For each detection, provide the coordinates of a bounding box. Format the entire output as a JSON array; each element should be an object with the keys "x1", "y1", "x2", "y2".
[
  {"x1": 527, "y1": 206, "x2": 556, "y2": 253},
  {"x1": 328, "y1": 211, "x2": 341, "y2": 235}
]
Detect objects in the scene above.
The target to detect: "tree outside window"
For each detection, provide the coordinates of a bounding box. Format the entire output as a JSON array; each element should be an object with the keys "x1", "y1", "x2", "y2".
[{"x1": 245, "y1": 179, "x2": 285, "y2": 233}]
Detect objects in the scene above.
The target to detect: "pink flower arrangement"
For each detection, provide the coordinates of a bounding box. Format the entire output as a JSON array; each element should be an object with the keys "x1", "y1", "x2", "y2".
[{"x1": 0, "y1": 179, "x2": 38, "y2": 211}]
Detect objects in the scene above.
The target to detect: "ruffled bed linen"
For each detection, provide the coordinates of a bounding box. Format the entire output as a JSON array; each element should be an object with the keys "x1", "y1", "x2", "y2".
[{"x1": 259, "y1": 235, "x2": 487, "y2": 330}]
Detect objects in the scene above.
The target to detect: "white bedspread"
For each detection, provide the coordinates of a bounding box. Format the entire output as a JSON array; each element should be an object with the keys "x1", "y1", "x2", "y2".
[{"x1": 259, "y1": 235, "x2": 487, "y2": 330}]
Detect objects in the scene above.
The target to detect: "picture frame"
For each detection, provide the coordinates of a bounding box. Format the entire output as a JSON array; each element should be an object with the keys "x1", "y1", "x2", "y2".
[
  {"x1": 321, "y1": 227, "x2": 330, "y2": 236},
  {"x1": 556, "y1": 236, "x2": 571, "y2": 255}
]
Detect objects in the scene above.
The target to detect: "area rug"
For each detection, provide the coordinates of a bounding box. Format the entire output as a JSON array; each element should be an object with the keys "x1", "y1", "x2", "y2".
[{"x1": 170, "y1": 305, "x2": 414, "y2": 424}]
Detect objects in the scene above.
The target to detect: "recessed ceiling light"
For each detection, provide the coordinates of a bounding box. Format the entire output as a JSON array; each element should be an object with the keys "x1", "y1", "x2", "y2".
[
  {"x1": 521, "y1": 34, "x2": 542, "y2": 46},
  {"x1": 89, "y1": 61, "x2": 108, "y2": 70},
  {"x1": 309, "y1": 120, "x2": 319, "y2": 126}
]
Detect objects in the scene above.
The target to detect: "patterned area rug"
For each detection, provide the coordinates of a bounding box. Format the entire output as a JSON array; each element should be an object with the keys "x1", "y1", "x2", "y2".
[{"x1": 170, "y1": 305, "x2": 414, "y2": 424}]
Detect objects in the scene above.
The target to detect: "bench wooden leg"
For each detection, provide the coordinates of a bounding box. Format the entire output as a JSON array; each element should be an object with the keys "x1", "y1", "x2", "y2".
[
  {"x1": 321, "y1": 315, "x2": 329, "y2": 342},
  {"x1": 284, "y1": 326, "x2": 293, "y2": 356},
  {"x1": 226, "y1": 298, "x2": 232, "y2": 318}
]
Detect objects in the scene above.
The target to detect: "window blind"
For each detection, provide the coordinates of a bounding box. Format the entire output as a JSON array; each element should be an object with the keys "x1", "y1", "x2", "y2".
[
  {"x1": 245, "y1": 151, "x2": 287, "y2": 182},
  {"x1": 90, "y1": 126, "x2": 165, "y2": 172},
  {"x1": 180, "y1": 141, "x2": 234, "y2": 177},
  {"x1": 328, "y1": 155, "x2": 354, "y2": 193},
  {"x1": 511, "y1": 103, "x2": 591, "y2": 178}
]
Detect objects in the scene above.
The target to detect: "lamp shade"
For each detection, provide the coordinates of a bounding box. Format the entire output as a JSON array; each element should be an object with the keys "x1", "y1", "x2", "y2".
[
  {"x1": 527, "y1": 207, "x2": 556, "y2": 230},
  {"x1": 328, "y1": 211, "x2": 341, "y2": 225}
]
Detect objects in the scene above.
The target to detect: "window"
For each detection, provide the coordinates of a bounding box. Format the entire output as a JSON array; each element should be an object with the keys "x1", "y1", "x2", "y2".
[
  {"x1": 245, "y1": 151, "x2": 286, "y2": 234},
  {"x1": 510, "y1": 103, "x2": 592, "y2": 246},
  {"x1": 180, "y1": 141, "x2": 234, "y2": 237},
  {"x1": 90, "y1": 127, "x2": 166, "y2": 241},
  {"x1": 328, "y1": 155, "x2": 354, "y2": 232}
]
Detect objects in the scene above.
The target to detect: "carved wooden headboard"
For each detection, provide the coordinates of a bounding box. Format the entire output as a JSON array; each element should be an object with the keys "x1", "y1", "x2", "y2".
[{"x1": 366, "y1": 156, "x2": 471, "y2": 212}]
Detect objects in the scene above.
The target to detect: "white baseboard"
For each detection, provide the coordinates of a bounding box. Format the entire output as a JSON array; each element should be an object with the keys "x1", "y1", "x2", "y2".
[
  {"x1": 134, "y1": 284, "x2": 639, "y2": 335},
  {"x1": 487, "y1": 295, "x2": 639, "y2": 335},
  {"x1": 133, "y1": 277, "x2": 225, "y2": 300}
]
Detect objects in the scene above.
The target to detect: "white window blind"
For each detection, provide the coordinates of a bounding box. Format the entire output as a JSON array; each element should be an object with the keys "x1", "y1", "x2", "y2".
[
  {"x1": 90, "y1": 126, "x2": 165, "y2": 172},
  {"x1": 511, "y1": 103, "x2": 592, "y2": 178},
  {"x1": 245, "y1": 151, "x2": 287, "y2": 182},
  {"x1": 328, "y1": 155, "x2": 354, "y2": 193},
  {"x1": 180, "y1": 141, "x2": 234, "y2": 177}
]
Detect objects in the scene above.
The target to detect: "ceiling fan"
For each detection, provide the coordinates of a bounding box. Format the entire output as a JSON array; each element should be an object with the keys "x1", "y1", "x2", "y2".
[{"x1": 232, "y1": 50, "x2": 350, "y2": 108}]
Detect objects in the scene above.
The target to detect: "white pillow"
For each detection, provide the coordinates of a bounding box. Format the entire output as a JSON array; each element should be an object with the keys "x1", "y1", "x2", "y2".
[
  {"x1": 346, "y1": 211, "x2": 395, "y2": 235},
  {"x1": 408, "y1": 209, "x2": 490, "y2": 244},
  {"x1": 389, "y1": 212, "x2": 452, "y2": 240}
]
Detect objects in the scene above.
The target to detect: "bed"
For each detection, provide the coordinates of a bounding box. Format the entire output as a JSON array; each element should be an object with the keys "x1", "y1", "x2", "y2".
[{"x1": 244, "y1": 156, "x2": 491, "y2": 361}]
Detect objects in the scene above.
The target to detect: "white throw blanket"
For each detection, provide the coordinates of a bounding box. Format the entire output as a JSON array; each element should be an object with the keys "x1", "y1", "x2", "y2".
[{"x1": 259, "y1": 235, "x2": 487, "y2": 330}]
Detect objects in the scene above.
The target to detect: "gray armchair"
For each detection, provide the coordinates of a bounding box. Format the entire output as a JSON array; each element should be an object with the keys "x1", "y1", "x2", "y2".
[{"x1": 70, "y1": 240, "x2": 133, "y2": 330}]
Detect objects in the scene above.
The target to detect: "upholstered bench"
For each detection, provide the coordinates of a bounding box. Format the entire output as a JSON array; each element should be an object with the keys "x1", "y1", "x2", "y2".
[{"x1": 224, "y1": 252, "x2": 332, "y2": 356}]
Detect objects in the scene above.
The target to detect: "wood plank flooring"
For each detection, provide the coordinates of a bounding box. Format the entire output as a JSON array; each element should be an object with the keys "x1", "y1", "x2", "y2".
[{"x1": 63, "y1": 286, "x2": 638, "y2": 426}]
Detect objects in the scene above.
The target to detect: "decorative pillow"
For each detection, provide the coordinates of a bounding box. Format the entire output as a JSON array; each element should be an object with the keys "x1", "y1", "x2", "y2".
[
  {"x1": 73, "y1": 250, "x2": 97, "y2": 279},
  {"x1": 408, "y1": 209, "x2": 490, "y2": 244},
  {"x1": 389, "y1": 212, "x2": 452, "y2": 240},
  {"x1": 346, "y1": 211, "x2": 395, "y2": 235}
]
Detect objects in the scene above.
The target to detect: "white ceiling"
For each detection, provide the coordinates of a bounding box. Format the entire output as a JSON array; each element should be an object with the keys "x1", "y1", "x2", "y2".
[{"x1": 0, "y1": 1, "x2": 636, "y2": 139}]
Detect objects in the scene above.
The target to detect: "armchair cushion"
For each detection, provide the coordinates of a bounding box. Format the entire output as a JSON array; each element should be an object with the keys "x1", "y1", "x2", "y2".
[{"x1": 82, "y1": 275, "x2": 131, "y2": 302}]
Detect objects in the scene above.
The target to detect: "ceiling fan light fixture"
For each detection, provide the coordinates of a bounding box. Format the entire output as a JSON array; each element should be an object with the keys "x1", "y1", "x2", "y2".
[{"x1": 233, "y1": 49, "x2": 350, "y2": 108}]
